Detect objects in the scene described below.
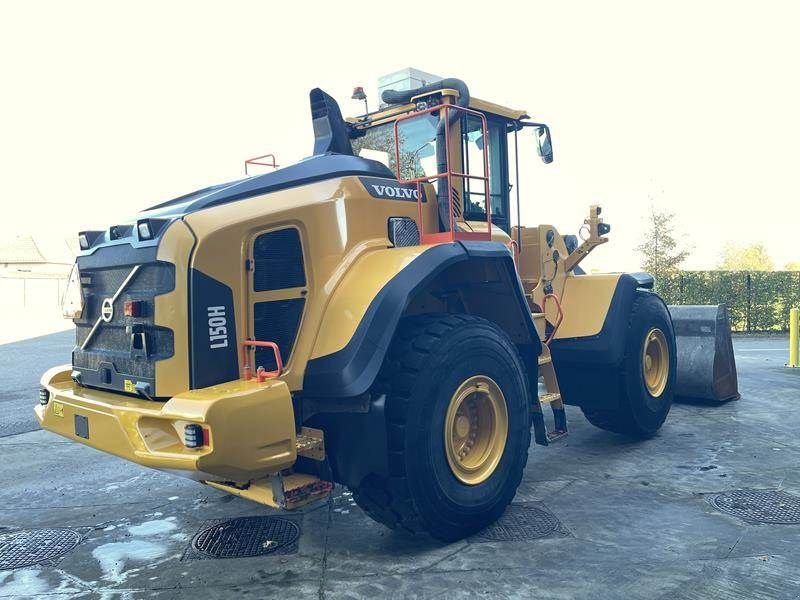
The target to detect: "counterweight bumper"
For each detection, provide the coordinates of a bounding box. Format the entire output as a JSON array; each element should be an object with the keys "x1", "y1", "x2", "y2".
[{"x1": 35, "y1": 366, "x2": 298, "y2": 482}]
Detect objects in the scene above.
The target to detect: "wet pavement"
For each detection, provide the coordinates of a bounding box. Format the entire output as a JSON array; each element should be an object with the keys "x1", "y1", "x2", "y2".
[{"x1": 1, "y1": 334, "x2": 799, "y2": 599}]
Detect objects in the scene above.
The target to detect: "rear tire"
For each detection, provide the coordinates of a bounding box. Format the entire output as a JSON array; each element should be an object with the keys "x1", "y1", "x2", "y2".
[
  {"x1": 351, "y1": 313, "x2": 532, "y2": 542},
  {"x1": 582, "y1": 292, "x2": 675, "y2": 438}
]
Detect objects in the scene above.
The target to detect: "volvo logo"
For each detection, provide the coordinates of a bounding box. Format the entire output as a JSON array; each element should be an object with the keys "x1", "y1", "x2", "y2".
[
  {"x1": 358, "y1": 177, "x2": 427, "y2": 203},
  {"x1": 101, "y1": 298, "x2": 114, "y2": 323},
  {"x1": 370, "y1": 184, "x2": 420, "y2": 200}
]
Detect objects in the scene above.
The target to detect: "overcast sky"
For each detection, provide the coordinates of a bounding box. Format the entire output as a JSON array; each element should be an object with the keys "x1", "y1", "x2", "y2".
[{"x1": 1, "y1": 0, "x2": 798, "y2": 272}]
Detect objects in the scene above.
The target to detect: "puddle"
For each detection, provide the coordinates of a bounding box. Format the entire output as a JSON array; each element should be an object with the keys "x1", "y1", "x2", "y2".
[
  {"x1": 128, "y1": 519, "x2": 177, "y2": 536},
  {"x1": 92, "y1": 540, "x2": 167, "y2": 583}
]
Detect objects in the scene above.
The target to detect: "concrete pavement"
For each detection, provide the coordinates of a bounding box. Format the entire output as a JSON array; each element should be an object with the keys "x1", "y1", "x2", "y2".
[{"x1": 1, "y1": 334, "x2": 799, "y2": 599}]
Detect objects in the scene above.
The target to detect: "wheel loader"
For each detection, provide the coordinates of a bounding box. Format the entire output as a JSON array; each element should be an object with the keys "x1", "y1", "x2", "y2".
[{"x1": 36, "y1": 73, "x2": 737, "y2": 541}]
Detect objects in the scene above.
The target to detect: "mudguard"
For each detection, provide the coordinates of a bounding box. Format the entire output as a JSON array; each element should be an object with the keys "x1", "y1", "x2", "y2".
[
  {"x1": 549, "y1": 274, "x2": 659, "y2": 410},
  {"x1": 303, "y1": 241, "x2": 540, "y2": 397}
]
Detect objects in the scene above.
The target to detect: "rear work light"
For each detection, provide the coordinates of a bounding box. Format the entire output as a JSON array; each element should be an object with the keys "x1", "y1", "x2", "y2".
[
  {"x1": 38, "y1": 387, "x2": 50, "y2": 406},
  {"x1": 137, "y1": 221, "x2": 152, "y2": 240},
  {"x1": 136, "y1": 218, "x2": 169, "y2": 242}
]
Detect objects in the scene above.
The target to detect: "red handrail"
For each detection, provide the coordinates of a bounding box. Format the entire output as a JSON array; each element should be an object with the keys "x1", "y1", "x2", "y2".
[
  {"x1": 509, "y1": 239, "x2": 519, "y2": 267},
  {"x1": 244, "y1": 153, "x2": 279, "y2": 175},
  {"x1": 392, "y1": 103, "x2": 492, "y2": 244},
  {"x1": 240, "y1": 340, "x2": 283, "y2": 380},
  {"x1": 543, "y1": 293, "x2": 564, "y2": 346}
]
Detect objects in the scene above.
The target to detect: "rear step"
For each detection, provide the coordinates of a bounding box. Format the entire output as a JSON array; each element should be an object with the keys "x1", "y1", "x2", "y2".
[
  {"x1": 204, "y1": 426, "x2": 332, "y2": 509},
  {"x1": 206, "y1": 473, "x2": 333, "y2": 510}
]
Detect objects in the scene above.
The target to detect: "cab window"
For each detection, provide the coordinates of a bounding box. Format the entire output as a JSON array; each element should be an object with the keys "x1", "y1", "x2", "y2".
[{"x1": 461, "y1": 114, "x2": 509, "y2": 230}]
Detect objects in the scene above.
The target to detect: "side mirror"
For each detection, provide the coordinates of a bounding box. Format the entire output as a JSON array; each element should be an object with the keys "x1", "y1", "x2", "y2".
[
  {"x1": 535, "y1": 125, "x2": 553, "y2": 164},
  {"x1": 521, "y1": 121, "x2": 554, "y2": 164}
]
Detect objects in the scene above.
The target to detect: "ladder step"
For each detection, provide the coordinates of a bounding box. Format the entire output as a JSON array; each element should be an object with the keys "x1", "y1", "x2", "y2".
[
  {"x1": 539, "y1": 393, "x2": 561, "y2": 404},
  {"x1": 538, "y1": 355, "x2": 552, "y2": 366},
  {"x1": 546, "y1": 429, "x2": 569, "y2": 443}
]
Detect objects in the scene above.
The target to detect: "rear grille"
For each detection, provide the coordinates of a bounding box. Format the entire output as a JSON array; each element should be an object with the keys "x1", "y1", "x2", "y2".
[
  {"x1": 253, "y1": 228, "x2": 306, "y2": 292},
  {"x1": 253, "y1": 299, "x2": 305, "y2": 371},
  {"x1": 73, "y1": 261, "x2": 175, "y2": 394}
]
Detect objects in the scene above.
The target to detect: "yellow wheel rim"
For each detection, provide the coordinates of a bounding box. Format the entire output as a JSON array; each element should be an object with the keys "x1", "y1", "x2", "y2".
[
  {"x1": 642, "y1": 328, "x2": 669, "y2": 397},
  {"x1": 444, "y1": 375, "x2": 508, "y2": 485}
]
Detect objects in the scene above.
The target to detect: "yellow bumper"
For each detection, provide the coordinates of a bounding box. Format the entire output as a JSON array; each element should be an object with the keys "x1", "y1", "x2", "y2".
[{"x1": 35, "y1": 366, "x2": 297, "y2": 482}]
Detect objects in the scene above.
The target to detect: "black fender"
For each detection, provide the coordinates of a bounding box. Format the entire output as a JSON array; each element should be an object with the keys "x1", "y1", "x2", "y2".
[
  {"x1": 303, "y1": 241, "x2": 541, "y2": 398},
  {"x1": 549, "y1": 272, "x2": 665, "y2": 410}
]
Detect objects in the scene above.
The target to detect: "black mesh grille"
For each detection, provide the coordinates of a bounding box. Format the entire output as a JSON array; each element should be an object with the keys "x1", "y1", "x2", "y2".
[
  {"x1": 253, "y1": 299, "x2": 305, "y2": 371},
  {"x1": 253, "y1": 228, "x2": 306, "y2": 292},
  {"x1": 388, "y1": 217, "x2": 420, "y2": 247}
]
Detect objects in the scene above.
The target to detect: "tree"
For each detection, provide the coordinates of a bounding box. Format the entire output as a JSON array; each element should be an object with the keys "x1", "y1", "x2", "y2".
[
  {"x1": 718, "y1": 243, "x2": 774, "y2": 271},
  {"x1": 784, "y1": 261, "x2": 800, "y2": 271},
  {"x1": 635, "y1": 207, "x2": 690, "y2": 280}
]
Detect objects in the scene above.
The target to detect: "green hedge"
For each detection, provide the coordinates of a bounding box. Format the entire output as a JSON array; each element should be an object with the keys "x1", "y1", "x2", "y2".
[{"x1": 656, "y1": 271, "x2": 800, "y2": 332}]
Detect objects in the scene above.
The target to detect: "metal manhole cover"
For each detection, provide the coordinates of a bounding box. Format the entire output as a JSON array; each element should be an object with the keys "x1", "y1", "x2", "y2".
[
  {"x1": 191, "y1": 516, "x2": 300, "y2": 558},
  {"x1": 710, "y1": 489, "x2": 800, "y2": 524},
  {"x1": 0, "y1": 528, "x2": 82, "y2": 570},
  {"x1": 471, "y1": 504, "x2": 566, "y2": 542}
]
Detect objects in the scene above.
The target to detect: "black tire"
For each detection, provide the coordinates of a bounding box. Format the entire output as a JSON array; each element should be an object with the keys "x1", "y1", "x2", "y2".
[
  {"x1": 582, "y1": 292, "x2": 676, "y2": 438},
  {"x1": 351, "y1": 313, "x2": 532, "y2": 542}
]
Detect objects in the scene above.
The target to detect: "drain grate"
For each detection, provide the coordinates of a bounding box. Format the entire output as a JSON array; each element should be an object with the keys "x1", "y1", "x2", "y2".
[
  {"x1": 190, "y1": 516, "x2": 300, "y2": 559},
  {"x1": 709, "y1": 489, "x2": 800, "y2": 524},
  {"x1": 0, "y1": 528, "x2": 82, "y2": 570},
  {"x1": 471, "y1": 503, "x2": 568, "y2": 542}
]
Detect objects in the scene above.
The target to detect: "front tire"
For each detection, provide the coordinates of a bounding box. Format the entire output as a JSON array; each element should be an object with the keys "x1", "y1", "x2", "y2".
[
  {"x1": 582, "y1": 292, "x2": 676, "y2": 438},
  {"x1": 352, "y1": 314, "x2": 532, "y2": 542}
]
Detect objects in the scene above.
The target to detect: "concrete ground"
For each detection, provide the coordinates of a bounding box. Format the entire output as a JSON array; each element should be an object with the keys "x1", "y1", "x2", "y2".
[{"x1": 1, "y1": 333, "x2": 799, "y2": 599}]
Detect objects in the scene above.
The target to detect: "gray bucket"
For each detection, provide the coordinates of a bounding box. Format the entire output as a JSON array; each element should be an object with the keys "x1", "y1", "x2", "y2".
[{"x1": 667, "y1": 304, "x2": 740, "y2": 403}]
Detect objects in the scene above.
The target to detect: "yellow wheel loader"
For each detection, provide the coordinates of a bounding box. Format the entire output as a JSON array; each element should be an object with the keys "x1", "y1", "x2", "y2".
[{"x1": 37, "y1": 74, "x2": 727, "y2": 542}]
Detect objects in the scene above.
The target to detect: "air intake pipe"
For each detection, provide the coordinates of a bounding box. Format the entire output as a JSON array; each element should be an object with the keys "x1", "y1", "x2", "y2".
[{"x1": 380, "y1": 77, "x2": 470, "y2": 110}]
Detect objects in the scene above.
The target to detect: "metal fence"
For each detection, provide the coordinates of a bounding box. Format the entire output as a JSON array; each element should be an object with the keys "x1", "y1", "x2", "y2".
[
  {"x1": 0, "y1": 274, "x2": 67, "y2": 310},
  {"x1": 657, "y1": 271, "x2": 800, "y2": 332}
]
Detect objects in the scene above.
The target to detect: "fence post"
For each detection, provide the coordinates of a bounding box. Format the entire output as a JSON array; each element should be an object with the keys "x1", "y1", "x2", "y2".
[
  {"x1": 789, "y1": 308, "x2": 799, "y2": 368},
  {"x1": 746, "y1": 272, "x2": 752, "y2": 332}
]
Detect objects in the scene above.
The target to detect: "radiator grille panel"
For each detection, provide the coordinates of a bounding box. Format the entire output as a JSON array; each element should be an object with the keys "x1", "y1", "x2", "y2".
[
  {"x1": 253, "y1": 298, "x2": 305, "y2": 371},
  {"x1": 253, "y1": 228, "x2": 306, "y2": 292},
  {"x1": 73, "y1": 262, "x2": 175, "y2": 386}
]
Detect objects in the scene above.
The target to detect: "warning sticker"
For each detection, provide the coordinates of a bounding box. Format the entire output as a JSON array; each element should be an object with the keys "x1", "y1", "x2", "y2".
[{"x1": 124, "y1": 379, "x2": 136, "y2": 393}]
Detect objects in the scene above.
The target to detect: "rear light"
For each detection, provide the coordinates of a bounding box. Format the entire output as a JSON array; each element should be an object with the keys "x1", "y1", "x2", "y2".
[
  {"x1": 123, "y1": 300, "x2": 142, "y2": 317},
  {"x1": 184, "y1": 424, "x2": 207, "y2": 449},
  {"x1": 38, "y1": 387, "x2": 49, "y2": 406}
]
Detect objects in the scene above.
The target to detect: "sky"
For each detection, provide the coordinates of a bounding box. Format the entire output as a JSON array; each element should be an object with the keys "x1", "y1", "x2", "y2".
[{"x1": 1, "y1": 0, "x2": 798, "y2": 272}]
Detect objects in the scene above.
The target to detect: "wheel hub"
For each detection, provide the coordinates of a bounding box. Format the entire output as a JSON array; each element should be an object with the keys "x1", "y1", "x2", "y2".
[
  {"x1": 444, "y1": 376, "x2": 508, "y2": 485},
  {"x1": 642, "y1": 328, "x2": 669, "y2": 397}
]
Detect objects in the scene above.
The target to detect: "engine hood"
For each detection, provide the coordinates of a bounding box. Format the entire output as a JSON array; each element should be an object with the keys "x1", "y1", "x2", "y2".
[{"x1": 141, "y1": 153, "x2": 393, "y2": 220}]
